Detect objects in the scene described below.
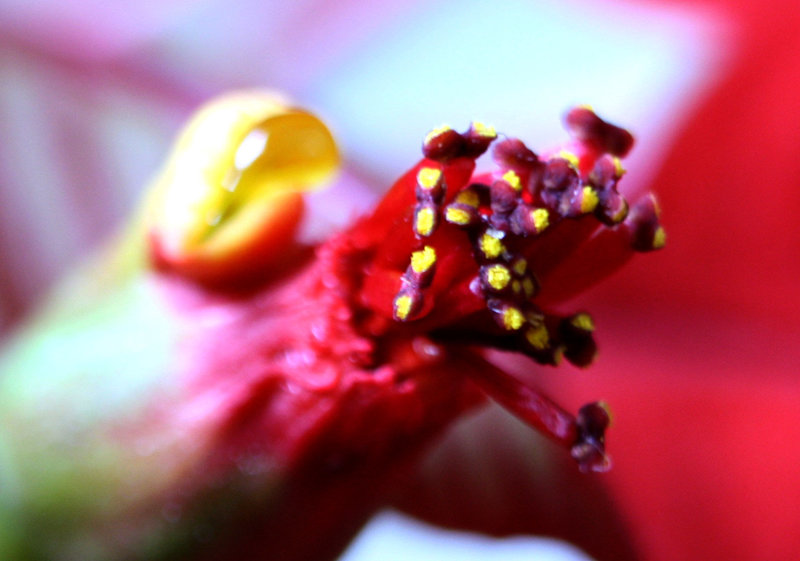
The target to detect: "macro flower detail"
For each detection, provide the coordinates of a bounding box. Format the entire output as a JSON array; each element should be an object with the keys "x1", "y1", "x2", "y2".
[
  {"x1": 336, "y1": 107, "x2": 664, "y2": 473},
  {"x1": 0, "y1": 95, "x2": 664, "y2": 561}
]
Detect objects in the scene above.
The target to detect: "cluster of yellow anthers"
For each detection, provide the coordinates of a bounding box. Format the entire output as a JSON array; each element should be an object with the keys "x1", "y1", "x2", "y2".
[{"x1": 389, "y1": 111, "x2": 662, "y2": 368}]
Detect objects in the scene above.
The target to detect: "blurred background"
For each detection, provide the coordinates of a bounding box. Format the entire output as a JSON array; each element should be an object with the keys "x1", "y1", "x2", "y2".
[{"x1": 2, "y1": 0, "x2": 800, "y2": 559}]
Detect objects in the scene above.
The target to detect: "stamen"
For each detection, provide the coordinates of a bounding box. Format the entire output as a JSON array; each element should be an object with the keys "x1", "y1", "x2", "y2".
[
  {"x1": 477, "y1": 229, "x2": 506, "y2": 260},
  {"x1": 413, "y1": 203, "x2": 438, "y2": 237},
  {"x1": 510, "y1": 205, "x2": 549, "y2": 236},
  {"x1": 481, "y1": 264, "x2": 512, "y2": 292},
  {"x1": 416, "y1": 166, "x2": 445, "y2": 204},
  {"x1": 393, "y1": 288, "x2": 423, "y2": 322},
  {"x1": 462, "y1": 121, "x2": 498, "y2": 158},
  {"x1": 572, "y1": 402, "x2": 612, "y2": 473},
  {"x1": 422, "y1": 125, "x2": 464, "y2": 161},
  {"x1": 444, "y1": 205, "x2": 477, "y2": 226},
  {"x1": 564, "y1": 106, "x2": 635, "y2": 157},
  {"x1": 629, "y1": 194, "x2": 666, "y2": 251},
  {"x1": 410, "y1": 245, "x2": 437, "y2": 275}
]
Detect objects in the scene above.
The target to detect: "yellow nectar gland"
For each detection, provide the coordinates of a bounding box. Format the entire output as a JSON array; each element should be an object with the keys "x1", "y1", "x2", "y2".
[
  {"x1": 581, "y1": 187, "x2": 599, "y2": 214},
  {"x1": 411, "y1": 245, "x2": 437, "y2": 274},
  {"x1": 486, "y1": 264, "x2": 512, "y2": 291},
  {"x1": 480, "y1": 232, "x2": 505, "y2": 259},
  {"x1": 394, "y1": 294, "x2": 414, "y2": 321},
  {"x1": 502, "y1": 307, "x2": 525, "y2": 331},
  {"x1": 454, "y1": 189, "x2": 480, "y2": 208},
  {"x1": 525, "y1": 324, "x2": 550, "y2": 350},
  {"x1": 531, "y1": 208, "x2": 549, "y2": 232},
  {"x1": 417, "y1": 167, "x2": 442, "y2": 190},
  {"x1": 511, "y1": 258, "x2": 528, "y2": 276},
  {"x1": 415, "y1": 207, "x2": 436, "y2": 237},
  {"x1": 445, "y1": 206, "x2": 472, "y2": 225},
  {"x1": 502, "y1": 170, "x2": 522, "y2": 192}
]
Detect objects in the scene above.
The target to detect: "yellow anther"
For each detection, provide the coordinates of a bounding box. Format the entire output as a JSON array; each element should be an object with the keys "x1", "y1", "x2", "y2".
[
  {"x1": 502, "y1": 307, "x2": 525, "y2": 331},
  {"x1": 411, "y1": 245, "x2": 437, "y2": 274},
  {"x1": 531, "y1": 208, "x2": 549, "y2": 232},
  {"x1": 415, "y1": 206, "x2": 436, "y2": 237},
  {"x1": 525, "y1": 324, "x2": 550, "y2": 350},
  {"x1": 522, "y1": 277, "x2": 536, "y2": 298},
  {"x1": 485, "y1": 264, "x2": 511, "y2": 290},
  {"x1": 425, "y1": 125, "x2": 453, "y2": 144},
  {"x1": 512, "y1": 258, "x2": 528, "y2": 276},
  {"x1": 472, "y1": 121, "x2": 497, "y2": 138},
  {"x1": 502, "y1": 170, "x2": 522, "y2": 192},
  {"x1": 455, "y1": 189, "x2": 480, "y2": 208},
  {"x1": 653, "y1": 226, "x2": 667, "y2": 249},
  {"x1": 393, "y1": 294, "x2": 414, "y2": 321},
  {"x1": 580, "y1": 187, "x2": 599, "y2": 213},
  {"x1": 571, "y1": 313, "x2": 595, "y2": 332},
  {"x1": 417, "y1": 167, "x2": 442, "y2": 190},
  {"x1": 557, "y1": 150, "x2": 580, "y2": 170},
  {"x1": 445, "y1": 206, "x2": 472, "y2": 225},
  {"x1": 612, "y1": 156, "x2": 626, "y2": 177},
  {"x1": 479, "y1": 232, "x2": 505, "y2": 259}
]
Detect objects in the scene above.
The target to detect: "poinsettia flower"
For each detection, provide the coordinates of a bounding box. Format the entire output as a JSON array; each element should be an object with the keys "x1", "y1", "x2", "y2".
[
  {"x1": 2, "y1": 0, "x2": 800, "y2": 560},
  {"x1": 0, "y1": 87, "x2": 663, "y2": 560}
]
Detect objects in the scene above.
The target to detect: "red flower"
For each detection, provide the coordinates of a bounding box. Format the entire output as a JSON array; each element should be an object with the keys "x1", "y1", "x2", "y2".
[{"x1": 0, "y1": 93, "x2": 662, "y2": 560}]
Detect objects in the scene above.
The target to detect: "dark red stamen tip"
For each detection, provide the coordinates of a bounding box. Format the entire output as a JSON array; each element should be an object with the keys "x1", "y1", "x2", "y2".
[
  {"x1": 422, "y1": 126, "x2": 465, "y2": 161},
  {"x1": 492, "y1": 137, "x2": 540, "y2": 171},
  {"x1": 572, "y1": 402, "x2": 612, "y2": 473},
  {"x1": 565, "y1": 106, "x2": 635, "y2": 157},
  {"x1": 628, "y1": 194, "x2": 666, "y2": 252}
]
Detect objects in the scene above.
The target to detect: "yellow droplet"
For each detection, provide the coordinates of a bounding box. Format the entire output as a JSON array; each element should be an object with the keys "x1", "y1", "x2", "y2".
[
  {"x1": 411, "y1": 245, "x2": 437, "y2": 274},
  {"x1": 147, "y1": 90, "x2": 340, "y2": 282}
]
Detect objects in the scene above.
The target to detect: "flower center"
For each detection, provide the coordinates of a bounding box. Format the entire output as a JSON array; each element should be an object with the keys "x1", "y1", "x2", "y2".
[{"x1": 354, "y1": 107, "x2": 663, "y2": 369}]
